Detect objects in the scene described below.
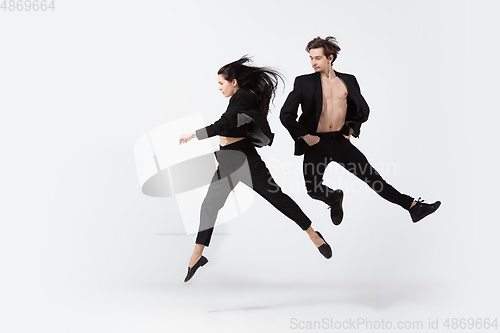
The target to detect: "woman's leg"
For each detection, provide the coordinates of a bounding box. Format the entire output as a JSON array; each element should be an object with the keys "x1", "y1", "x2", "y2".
[
  {"x1": 246, "y1": 155, "x2": 311, "y2": 229},
  {"x1": 191, "y1": 167, "x2": 236, "y2": 266},
  {"x1": 195, "y1": 173, "x2": 235, "y2": 248},
  {"x1": 243, "y1": 154, "x2": 330, "y2": 254},
  {"x1": 305, "y1": 226, "x2": 326, "y2": 247},
  {"x1": 188, "y1": 244, "x2": 206, "y2": 268}
]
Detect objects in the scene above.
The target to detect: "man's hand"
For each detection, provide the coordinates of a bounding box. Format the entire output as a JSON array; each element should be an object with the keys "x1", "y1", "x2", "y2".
[
  {"x1": 343, "y1": 127, "x2": 354, "y2": 140},
  {"x1": 179, "y1": 133, "x2": 195, "y2": 145},
  {"x1": 301, "y1": 134, "x2": 320, "y2": 146}
]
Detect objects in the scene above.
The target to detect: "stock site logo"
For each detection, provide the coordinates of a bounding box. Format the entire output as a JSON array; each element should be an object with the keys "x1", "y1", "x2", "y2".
[{"x1": 134, "y1": 113, "x2": 254, "y2": 234}]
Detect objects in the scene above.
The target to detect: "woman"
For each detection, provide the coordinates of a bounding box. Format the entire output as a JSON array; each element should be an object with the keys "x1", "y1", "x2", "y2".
[{"x1": 179, "y1": 57, "x2": 331, "y2": 283}]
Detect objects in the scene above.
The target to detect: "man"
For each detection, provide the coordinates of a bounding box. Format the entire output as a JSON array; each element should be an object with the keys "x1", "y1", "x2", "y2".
[{"x1": 280, "y1": 36, "x2": 440, "y2": 225}]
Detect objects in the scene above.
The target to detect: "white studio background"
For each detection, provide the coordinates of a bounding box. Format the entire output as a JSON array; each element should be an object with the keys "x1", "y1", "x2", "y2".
[{"x1": 1, "y1": 0, "x2": 498, "y2": 332}]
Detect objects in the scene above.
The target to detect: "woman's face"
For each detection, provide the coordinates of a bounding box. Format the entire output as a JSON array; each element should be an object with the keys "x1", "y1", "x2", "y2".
[{"x1": 218, "y1": 74, "x2": 238, "y2": 97}]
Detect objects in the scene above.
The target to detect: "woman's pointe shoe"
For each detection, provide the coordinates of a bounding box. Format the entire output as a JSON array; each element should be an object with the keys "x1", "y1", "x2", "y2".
[
  {"x1": 316, "y1": 231, "x2": 332, "y2": 259},
  {"x1": 184, "y1": 256, "x2": 209, "y2": 282}
]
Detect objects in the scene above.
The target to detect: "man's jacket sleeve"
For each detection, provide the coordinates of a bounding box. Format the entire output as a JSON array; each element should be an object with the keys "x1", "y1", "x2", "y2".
[
  {"x1": 345, "y1": 75, "x2": 370, "y2": 138},
  {"x1": 280, "y1": 77, "x2": 309, "y2": 140}
]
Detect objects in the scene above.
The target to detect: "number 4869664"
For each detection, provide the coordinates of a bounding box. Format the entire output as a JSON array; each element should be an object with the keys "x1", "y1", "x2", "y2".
[
  {"x1": 1, "y1": 0, "x2": 55, "y2": 11},
  {"x1": 443, "y1": 318, "x2": 498, "y2": 330}
]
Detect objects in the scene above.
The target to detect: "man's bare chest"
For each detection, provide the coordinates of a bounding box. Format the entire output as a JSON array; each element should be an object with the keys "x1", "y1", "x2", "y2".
[{"x1": 321, "y1": 77, "x2": 348, "y2": 101}]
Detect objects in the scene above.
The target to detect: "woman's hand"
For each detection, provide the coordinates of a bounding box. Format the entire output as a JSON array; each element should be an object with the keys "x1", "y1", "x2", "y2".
[{"x1": 179, "y1": 133, "x2": 195, "y2": 145}]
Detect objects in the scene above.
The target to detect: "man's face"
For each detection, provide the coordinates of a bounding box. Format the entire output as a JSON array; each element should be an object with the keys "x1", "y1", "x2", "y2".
[{"x1": 309, "y1": 48, "x2": 333, "y2": 73}]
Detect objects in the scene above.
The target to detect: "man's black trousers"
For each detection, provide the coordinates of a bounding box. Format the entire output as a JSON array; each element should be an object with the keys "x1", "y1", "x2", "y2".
[{"x1": 303, "y1": 130, "x2": 414, "y2": 210}]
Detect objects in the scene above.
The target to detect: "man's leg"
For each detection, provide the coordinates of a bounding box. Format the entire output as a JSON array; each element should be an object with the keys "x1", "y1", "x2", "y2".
[
  {"x1": 303, "y1": 153, "x2": 333, "y2": 204},
  {"x1": 336, "y1": 140, "x2": 414, "y2": 209},
  {"x1": 303, "y1": 150, "x2": 344, "y2": 225}
]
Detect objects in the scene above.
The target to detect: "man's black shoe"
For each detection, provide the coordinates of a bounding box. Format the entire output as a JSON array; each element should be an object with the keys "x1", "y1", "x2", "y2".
[
  {"x1": 328, "y1": 189, "x2": 344, "y2": 225},
  {"x1": 409, "y1": 197, "x2": 441, "y2": 223}
]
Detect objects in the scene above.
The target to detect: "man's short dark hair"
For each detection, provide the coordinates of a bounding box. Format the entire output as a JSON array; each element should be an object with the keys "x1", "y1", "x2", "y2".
[{"x1": 306, "y1": 36, "x2": 341, "y2": 65}]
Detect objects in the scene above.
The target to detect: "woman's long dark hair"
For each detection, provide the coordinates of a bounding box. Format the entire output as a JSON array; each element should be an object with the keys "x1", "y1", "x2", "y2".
[{"x1": 218, "y1": 56, "x2": 284, "y2": 115}]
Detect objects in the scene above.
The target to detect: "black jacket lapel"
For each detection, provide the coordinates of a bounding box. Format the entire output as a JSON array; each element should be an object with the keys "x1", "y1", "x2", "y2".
[
  {"x1": 313, "y1": 72, "x2": 323, "y2": 124},
  {"x1": 335, "y1": 71, "x2": 354, "y2": 98}
]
